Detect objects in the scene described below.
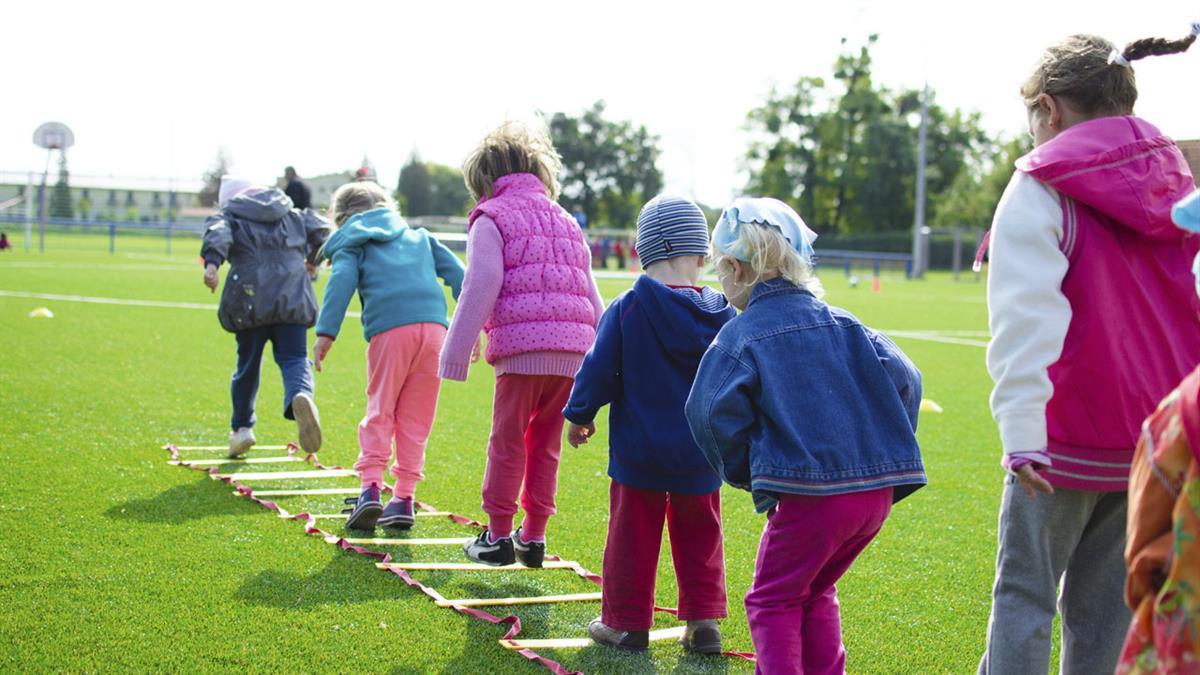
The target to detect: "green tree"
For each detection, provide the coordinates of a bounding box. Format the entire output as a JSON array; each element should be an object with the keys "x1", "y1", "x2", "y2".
[
  {"x1": 547, "y1": 100, "x2": 663, "y2": 228},
  {"x1": 397, "y1": 153, "x2": 433, "y2": 217},
  {"x1": 49, "y1": 154, "x2": 74, "y2": 219},
  {"x1": 427, "y1": 163, "x2": 471, "y2": 216},
  {"x1": 932, "y1": 136, "x2": 1031, "y2": 229},
  {"x1": 744, "y1": 37, "x2": 992, "y2": 234}
]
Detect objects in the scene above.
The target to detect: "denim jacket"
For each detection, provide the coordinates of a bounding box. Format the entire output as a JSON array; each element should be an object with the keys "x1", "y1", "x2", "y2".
[{"x1": 685, "y1": 278, "x2": 926, "y2": 512}]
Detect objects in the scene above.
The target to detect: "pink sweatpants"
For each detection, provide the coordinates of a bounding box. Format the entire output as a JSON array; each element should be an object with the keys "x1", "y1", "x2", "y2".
[
  {"x1": 480, "y1": 374, "x2": 573, "y2": 539},
  {"x1": 353, "y1": 323, "x2": 446, "y2": 497},
  {"x1": 601, "y1": 481, "x2": 727, "y2": 631},
  {"x1": 745, "y1": 488, "x2": 893, "y2": 675}
]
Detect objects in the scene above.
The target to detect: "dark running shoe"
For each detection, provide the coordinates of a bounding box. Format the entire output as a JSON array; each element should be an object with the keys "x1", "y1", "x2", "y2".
[
  {"x1": 680, "y1": 619, "x2": 722, "y2": 655},
  {"x1": 513, "y1": 527, "x2": 545, "y2": 568},
  {"x1": 463, "y1": 530, "x2": 515, "y2": 566},
  {"x1": 378, "y1": 497, "x2": 415, "y2": 530},
  {"x1": 342, "y1": 486, "x2": 382, "y2": 531},
  {"x1": 587, "y1": 618, "x2": 649, "y2": 651}
]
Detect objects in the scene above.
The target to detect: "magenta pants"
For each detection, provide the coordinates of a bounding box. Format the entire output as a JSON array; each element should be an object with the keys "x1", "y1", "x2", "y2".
[
  {"x1": 353, "y1": 323, "x2": 446, "y2": 497},
  {"x1": 601, "y1": 481, "x2": 727, "y2": 631},
  {"x1": 480, "y1": 374, "x2": 573, "y2": 539},
  {"x1": 746, "y1": 488, "x2": 893, "y2": 675}
]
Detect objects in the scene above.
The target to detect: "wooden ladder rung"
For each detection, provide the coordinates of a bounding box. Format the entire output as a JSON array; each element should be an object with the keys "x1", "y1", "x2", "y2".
[
  {"x1": 437, "y1": 592, "x2": 601, "y2": 608},
  {"x1": 375, "y1": 560, "x2": 578, "y2": 571},
  {"x1": 212, "y1": 469, "x2": 355, "y2": 481},
  {"x1": 500, "y1": 626, "x2": 685, "y2": 650}
]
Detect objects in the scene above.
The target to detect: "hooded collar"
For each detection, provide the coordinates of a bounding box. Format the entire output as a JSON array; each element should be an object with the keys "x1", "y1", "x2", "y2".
[{"x1": 1016, "y1": 116, "x2": 1194, "y2": 243}]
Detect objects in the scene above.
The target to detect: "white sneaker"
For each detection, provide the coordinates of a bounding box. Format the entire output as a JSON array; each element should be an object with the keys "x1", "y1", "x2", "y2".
[
  {"x1": 291, "y1": 392, "x2": 322, "y2": 454},
  {"x1": 229, "y1": 427, "x2": 256, "y2": 458}
]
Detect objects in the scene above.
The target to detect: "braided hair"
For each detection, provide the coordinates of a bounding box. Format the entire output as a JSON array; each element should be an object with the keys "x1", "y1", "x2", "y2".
[{"x1": 1021, "y1": 23, "x2": 1197, "y2": 117}]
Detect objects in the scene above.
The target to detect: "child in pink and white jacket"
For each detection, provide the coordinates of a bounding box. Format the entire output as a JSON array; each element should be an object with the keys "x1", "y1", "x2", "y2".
[
  {"x1": 440, "y1": 122, "x2": 604, "y2": 567},
  {"x1": 980, "y1": 26, "x2": 1200, "y2": 674}
]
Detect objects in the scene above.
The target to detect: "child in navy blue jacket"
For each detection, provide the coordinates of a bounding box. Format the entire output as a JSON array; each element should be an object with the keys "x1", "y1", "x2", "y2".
[
  {"x1": 686, "y1": 198, "x2": 925, "y2": 673},
  {"x1": 564, "y1": 195, "x2": 735, "y2": 654}
]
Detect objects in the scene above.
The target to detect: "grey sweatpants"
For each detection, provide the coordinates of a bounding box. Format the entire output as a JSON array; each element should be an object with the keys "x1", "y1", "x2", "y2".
[{"x1": 978, "y1": 477, "x2": 1129, "y2": 675}]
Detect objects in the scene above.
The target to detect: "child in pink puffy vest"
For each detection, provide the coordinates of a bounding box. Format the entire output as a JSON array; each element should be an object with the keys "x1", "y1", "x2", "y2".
[{"x1": 440, "y1": 121, "x2": 603, "y2": 567}]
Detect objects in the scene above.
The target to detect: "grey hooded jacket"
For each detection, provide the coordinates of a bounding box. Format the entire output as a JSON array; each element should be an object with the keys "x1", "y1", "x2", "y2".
[{"x1": 200, "y1": 189, "x2": 332, "y2": 333}]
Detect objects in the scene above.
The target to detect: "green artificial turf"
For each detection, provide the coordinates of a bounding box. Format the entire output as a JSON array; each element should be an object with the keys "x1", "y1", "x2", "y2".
[{"x1": 0, "y1": 232, "x2": 1052, "y2": 672}]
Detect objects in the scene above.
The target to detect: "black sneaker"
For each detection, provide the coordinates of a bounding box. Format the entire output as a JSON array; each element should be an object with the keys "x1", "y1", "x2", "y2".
[
  {"x1": 587, "y1": 618, "x2": 649, "y2": 651},
  {"x1": 513, "y1": 527, "x2": 545, "y2": 568},
  {"x1": 342, "y1": 486, "x2": 382, "y2": 531},
  {"x1": 378, "y1": 497, "x2": 415, "y2": 530},
  {"x1": 463, "y1": 530, "x2": 515, "y2": 566}
]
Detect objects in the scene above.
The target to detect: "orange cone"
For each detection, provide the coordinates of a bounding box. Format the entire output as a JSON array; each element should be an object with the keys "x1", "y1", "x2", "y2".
[{"x1": 871, "y1": 276, "x2": 881, "y2": 293}]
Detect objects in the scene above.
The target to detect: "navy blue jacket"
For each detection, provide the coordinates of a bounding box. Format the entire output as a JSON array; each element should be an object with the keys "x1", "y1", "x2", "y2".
[
  {"x1": 564, "y1": 276, "x2": 736, "y2": 494},
  {"x1": 685, "y1": 278, "x2": 926, "y2": 512}
]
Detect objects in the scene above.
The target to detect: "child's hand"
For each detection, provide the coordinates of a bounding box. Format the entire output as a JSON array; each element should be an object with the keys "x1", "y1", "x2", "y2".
[
  {"x1": 1015, "y1": 464, "x2": 1054, "y2": 497},
  {"x1": 567, "y1": 422, "x2": 595, "y2": 448},
  {"x1": 312, "y1": 336, "x2": 334, "y2": 372},
  {"x1": 203, "y1": 264, "x2": 219, "y2": 293},
  {"x1": 471, "y1": 334, "x2": 483, "y2": 364}
]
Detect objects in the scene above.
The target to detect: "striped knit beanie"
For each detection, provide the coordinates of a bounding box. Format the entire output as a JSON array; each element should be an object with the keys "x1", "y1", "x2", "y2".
[{"x1": 635, "y1": 195, "x2": 710, "y2": 268}]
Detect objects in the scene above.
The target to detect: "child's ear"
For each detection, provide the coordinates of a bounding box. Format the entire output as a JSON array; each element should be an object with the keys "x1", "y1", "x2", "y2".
[{"x1": 732, "y1": 259, "x2": 750, "y2": 284}]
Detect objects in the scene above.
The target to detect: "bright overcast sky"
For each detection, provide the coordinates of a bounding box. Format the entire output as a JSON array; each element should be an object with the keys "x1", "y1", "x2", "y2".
[{"x1": 3, "y1": 1, "x2": 1197, "y2": 206}]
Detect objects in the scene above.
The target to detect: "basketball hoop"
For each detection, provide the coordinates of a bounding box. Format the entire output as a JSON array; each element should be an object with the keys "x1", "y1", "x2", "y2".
[{"x1": 33, "y1": 122, "x2": 75, "y2": 151}]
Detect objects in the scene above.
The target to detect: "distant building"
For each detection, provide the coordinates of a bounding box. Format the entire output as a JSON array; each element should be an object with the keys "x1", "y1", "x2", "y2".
[
  {"x1": 0, "y1": 175, "x2": 203, "y2": 223},
  {"x1": 1179, "y1": 139, "x2": 1200, "y2": 185}
]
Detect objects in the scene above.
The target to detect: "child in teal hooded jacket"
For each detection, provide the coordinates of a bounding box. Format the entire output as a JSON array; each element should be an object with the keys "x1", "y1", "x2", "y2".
[{"x1": 313, "y1": 182, "x2": 465, "y2": 531}]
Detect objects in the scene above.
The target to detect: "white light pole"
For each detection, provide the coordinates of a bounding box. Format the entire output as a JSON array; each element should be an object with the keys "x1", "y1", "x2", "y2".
[{"x1": 911, "y1": 83, "x2": 929, "y2": 278}]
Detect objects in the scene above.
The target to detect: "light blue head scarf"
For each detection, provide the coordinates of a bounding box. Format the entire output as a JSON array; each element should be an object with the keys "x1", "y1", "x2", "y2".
[
  {"x1": 713, "y1": 197, "x2": 818, "y2": 264},
  {"x1": 1172, "y1": 189, "x2": 1200, "y2": 298}
]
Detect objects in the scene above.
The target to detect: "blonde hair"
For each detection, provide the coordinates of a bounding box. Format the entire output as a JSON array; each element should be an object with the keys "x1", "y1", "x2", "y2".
[
  {"x1": 328, "y1": 181, "x2": 394, "y2": 226},
  {"x1": 462, "y1": 121, "x2": 563, "y2": 201},
  {"x1": 713, "y1": 221, "x2": 824, "y2": 298}
]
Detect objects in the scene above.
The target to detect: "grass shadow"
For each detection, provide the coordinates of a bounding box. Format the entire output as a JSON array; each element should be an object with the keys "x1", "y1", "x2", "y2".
[
  {"x1": 104, "y1": 477, "x2": 260, "y2": 524},
  {"x1": 235, "y1": 549, "x2": 408, "y2": 610}
]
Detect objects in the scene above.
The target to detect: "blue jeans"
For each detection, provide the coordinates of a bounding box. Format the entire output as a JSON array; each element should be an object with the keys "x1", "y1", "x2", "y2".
[{"x1": 230, "y1": 324, "x2": 313, "y2": 430}]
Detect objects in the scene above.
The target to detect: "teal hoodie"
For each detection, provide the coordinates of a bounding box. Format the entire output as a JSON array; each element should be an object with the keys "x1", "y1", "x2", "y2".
[{"x1": 315, "y1": 208, "x2": 465, "y2": 341}]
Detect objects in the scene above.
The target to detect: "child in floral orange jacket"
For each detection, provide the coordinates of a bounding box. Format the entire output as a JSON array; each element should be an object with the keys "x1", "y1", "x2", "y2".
[{"x1": 1117, "y1": 188, "x2": 1200, "y2": 674}]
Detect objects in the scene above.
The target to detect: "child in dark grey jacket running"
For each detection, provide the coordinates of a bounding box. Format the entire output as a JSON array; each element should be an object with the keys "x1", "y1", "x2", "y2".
[{"x1": 201, "y1": 176, "x2": 332, "y2": 458}]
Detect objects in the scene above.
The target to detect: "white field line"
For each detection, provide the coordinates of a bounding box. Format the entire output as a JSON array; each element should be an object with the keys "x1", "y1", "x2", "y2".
[
  {"x1": 1, "y1": 261, "x2": 196, "y2": 272},
  {"x1": 883, "y1": 330, "x2": 989, "y2": 348},
  {"x1": 3, "y1": 288, "x2": 988, "y2": 348},
  {"x1": 0, "y1": 290, "x2": 361, "y2": 318}
]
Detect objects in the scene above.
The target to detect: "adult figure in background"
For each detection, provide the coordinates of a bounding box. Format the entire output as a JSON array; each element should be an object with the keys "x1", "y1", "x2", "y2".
[
  {"x1": 284, "y1": 166, "x2": 312, "y2": 210},
  {"x1": 571, "y1": 204, "x2": 588, "y2": 229}
]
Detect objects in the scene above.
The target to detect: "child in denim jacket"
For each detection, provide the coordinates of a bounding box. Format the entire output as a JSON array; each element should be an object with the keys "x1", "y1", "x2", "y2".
[{"x1": 685, "y1": 198, "x2": 926, "y2": 674}]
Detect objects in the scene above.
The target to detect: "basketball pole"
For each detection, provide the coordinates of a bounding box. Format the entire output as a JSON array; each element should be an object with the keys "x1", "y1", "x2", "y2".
[
  {"x1": 38, "y1": 148, "x2": 50, "y2": 254},
  {"x1": 24, "y1": 171, "x2": 33, "y2": 251}
]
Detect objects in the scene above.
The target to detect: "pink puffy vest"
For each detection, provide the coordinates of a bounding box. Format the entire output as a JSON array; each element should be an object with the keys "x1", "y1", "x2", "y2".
[
  {"x1": 468, "y1": 173, "x2": 597, "y2": 363},
  {"x1": 1018, "y1": 116, "x2": 1200, "y2": 490}
]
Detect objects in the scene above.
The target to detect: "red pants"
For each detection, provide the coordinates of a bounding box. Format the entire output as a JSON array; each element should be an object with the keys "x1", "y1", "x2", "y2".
[
  {"x1": 480, "y1": 374, "x2": 573, "y2": 538},
  {"x1": 600, "y1": 481, "x2": 728, "y2": 631}
]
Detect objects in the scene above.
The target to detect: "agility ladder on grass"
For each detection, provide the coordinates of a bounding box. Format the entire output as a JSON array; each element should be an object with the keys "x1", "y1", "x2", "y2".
[{"x1": 164, "y1": 442, "x2": 755, "y2": 674}]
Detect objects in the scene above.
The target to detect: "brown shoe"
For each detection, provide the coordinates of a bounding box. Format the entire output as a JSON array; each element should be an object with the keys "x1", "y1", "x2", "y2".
[
  {"x1": 680, "y1": 619, "x2": 722, "y2": 655},
  {"x1": 588, "y1": 618, "x2": 649, "y2": 651}
]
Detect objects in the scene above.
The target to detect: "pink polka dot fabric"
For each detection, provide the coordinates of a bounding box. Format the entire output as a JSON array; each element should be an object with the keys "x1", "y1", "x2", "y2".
[{"x1": 468, "y1": 173, "x2": 598, "y2": 362}]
